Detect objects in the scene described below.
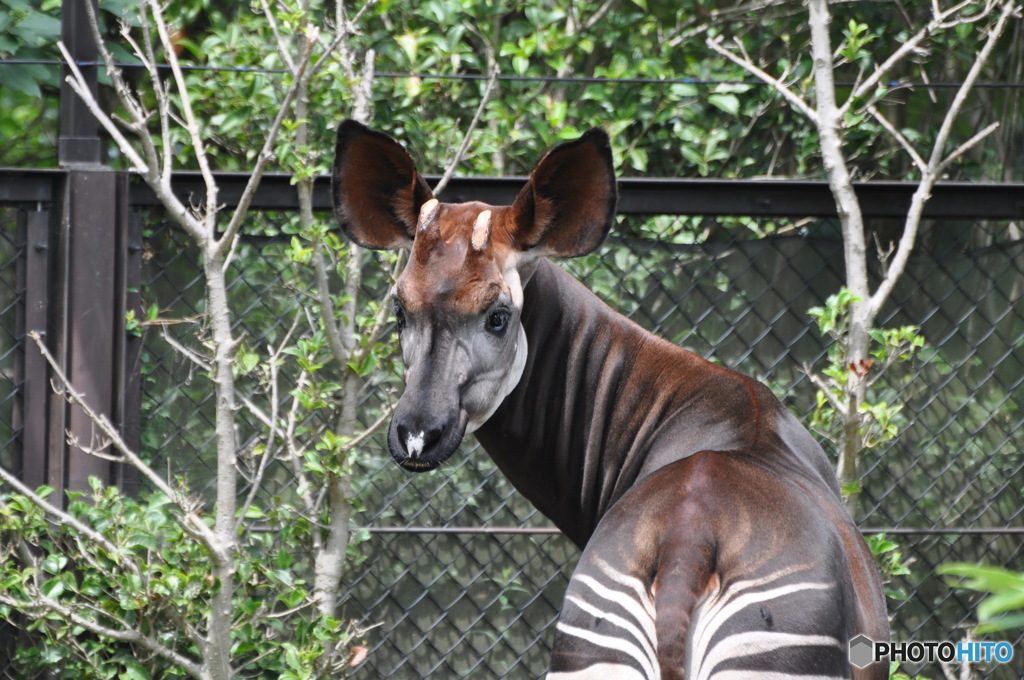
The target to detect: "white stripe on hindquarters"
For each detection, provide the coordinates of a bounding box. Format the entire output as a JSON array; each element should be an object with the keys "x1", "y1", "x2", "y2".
[
  {"x1": 564, "y1": 594, "x2": 658, "y2": 674},
  {"x1": 692, "y1": 580, "x2": 834, "y2": 664},
  {"x1": 546, "y1": 662, "x2": 649, "y2": 680},
  {"x1": 555, "y1": 559, "x2": 660, "y2": 679},
  {"x1": 708, "y1": 672, "x2": 846, "y2": 680},
  {"x1": 689, "y1": 568, "x2": 834, "y2": 680},
  {"x1": 555, "y1": 622, "x2": 660, "y2": 680},
  {"x1": 696, "y1": 632, "x2": 843, "y2": 680},
  {"x1": 595, "y1": 559, "x2": 657, "y2": 621},
  {"x1": 572, "y1": 572, "x2": 657, "y2": 644}
]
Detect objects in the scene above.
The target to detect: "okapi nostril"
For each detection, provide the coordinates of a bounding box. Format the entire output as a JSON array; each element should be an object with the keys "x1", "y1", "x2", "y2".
[
  {"x1": 406, "y1": 430, "x2": 426, "y2": 458},
  {"x1": 398, "y1": 423, "x2": 444, "y2": 459},
  {"x1": 420, "y1": 425, "x2": 444, "y2": 449}
]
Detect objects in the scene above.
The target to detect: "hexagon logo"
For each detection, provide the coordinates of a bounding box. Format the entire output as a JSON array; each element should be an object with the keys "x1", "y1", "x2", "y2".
[{"x1": 849, "y1": 634, "x2": 875, "y2": 668}]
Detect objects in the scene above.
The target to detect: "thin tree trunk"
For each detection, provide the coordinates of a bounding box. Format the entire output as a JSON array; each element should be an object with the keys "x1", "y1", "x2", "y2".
[{"x1": 203, "y1": 250, "x2": 237, "y2": 680}]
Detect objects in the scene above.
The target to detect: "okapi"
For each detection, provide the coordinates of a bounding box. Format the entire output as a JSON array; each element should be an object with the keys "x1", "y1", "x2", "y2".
[{"x1": 331, "y1": 120, "x2": 889, "y2": 680}]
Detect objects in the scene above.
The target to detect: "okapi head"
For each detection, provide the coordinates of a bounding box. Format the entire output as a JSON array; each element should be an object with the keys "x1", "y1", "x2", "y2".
[{"x1": 332, "y1": 120, "x2": 617, "y2": 471}]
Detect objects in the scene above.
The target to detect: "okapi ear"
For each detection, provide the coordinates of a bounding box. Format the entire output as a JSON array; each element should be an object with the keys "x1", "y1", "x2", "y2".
[
  {"x1": 509, "y1": 128, "x2": 617, "y2": 258},
  {"x1": 332, "y1": 120, "x2": 434, "y2": 250}
]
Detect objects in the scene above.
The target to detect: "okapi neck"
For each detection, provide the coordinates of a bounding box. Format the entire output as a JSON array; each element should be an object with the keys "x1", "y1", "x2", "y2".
[{"x1": 474, "y1": 259, "x2": 840, "y2": 549}]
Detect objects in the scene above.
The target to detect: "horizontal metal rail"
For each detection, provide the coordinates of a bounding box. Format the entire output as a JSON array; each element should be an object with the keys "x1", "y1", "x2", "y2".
[
  {"x1": 353, "y1": 525, "x2": 1024, "y2": 536},
  {"x1": 6, "y1": 58, "x2": 1024, "y2": 90},
  {"x1": 3, "y1": 168, "x2": 1024, "y2": 219}
]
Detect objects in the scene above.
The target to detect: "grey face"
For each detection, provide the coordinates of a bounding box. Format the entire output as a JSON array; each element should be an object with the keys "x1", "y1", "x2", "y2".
[
  {"x1": 331, "y1": 122, "x2": 618, "y2": 474},
  {"x1": 386, "y1": 204, "x2": 529, "y2": 472}
]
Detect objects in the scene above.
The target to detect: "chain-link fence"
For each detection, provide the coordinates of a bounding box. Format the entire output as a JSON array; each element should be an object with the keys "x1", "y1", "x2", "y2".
[
  {"x1": 136, "y1": 209, "x2": 1024, "y2": 679},
  {"x1": 0, "y1": 207, "x2": 21, "y2": 470},
  {"x1": 2, "y1": 182, "x2": 1023, "y2": 677}
]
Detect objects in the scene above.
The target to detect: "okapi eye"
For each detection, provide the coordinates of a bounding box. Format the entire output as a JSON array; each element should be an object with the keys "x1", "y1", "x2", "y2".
[
  {"x1": 486, "y1": 309, "x2": 510, "y2": 334},
  {"x1": 392, "y1": 303, "x2": 406, "y2": 331}
]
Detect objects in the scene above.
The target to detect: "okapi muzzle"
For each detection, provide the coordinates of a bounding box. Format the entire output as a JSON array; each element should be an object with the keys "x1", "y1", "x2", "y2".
[{"x1": 331, "y1": 120, "x2": 613, "y2": 472}]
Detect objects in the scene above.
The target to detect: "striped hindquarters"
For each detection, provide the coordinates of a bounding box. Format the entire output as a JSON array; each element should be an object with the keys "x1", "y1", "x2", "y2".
[
  {"x1": 549, "y1": 561, "x2": 851, "y2": 680},
  {"x1": 687, "y1": 566, "x2": 849, "y2": 680},
  {"x1": 548, "y1": 559, "x2": 659, "y2": 679}
]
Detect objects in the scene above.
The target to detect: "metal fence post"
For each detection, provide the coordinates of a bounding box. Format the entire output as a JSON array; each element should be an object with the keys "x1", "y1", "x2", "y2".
[
  {"x1": 115, "y1": 178, "x2": 143, "y2": 495},
  {"x1": 54, "y1": 0, "x2": 142, "y2": 497},
  {"x1": 49, "y1": 170, "x2": 120, "y2": 496},
  {"x1": 59, "y1": 0, "x2": 102, "y2": 166},
  {"x1": 13, "y1": 207, "x2": 53, "y2": 489}
]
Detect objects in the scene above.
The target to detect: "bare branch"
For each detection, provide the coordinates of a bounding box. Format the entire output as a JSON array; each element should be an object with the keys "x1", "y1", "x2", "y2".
[
  {"x1": 133, "y1": 15, "x2": 175, "y2": 180},
  {"x1": 216, "y1": 29, "x2": 319, "y2": 258},
  {"x1": 57, "y1": 27, "x2": 206, "y2": 245},
  {"x1": 79, "y1": 0, "x2": 157, "y2": 158},
  {"x1": 803, "y1": 364, "x2": 849, "y2": 418},
  {"x1": 352, "y1": 252, "x2": 406, "y2": 368},
  {"x1": 706, "y1": 36, "x2": 817, "y2": 121},
  {"x1": 313, "y1": 244, "x2": 353, "y2": 367},
  {"x1": 65, "y1": 434, "x2": 122, "y2": 462},
  {"x1": 283, "y1": 373, "x2": 321, "y2": 528},
  {"x1": 260, "y1": 0, "x2": 297, "y2": 75},
  {"x1": 119, "y1": 25, "x2": 174, "y2": 180},
  {"x1": 159, "y1": 325, "x2": 277, "y2": 431},
  {"x1": 806, "y1": 0, "x2": 871, "y2": 304},
  {"x1": 868, "y1": 105, "x2": 926, "y2": 172},
  {"x1": 27, "y1": 332, "x2": 224, "y2": 561},
  {"x1": 338, "y1": 404, "x2": 396, "y2": 458},
  {"x1": 312, "y1": 0, "x2": 378, "y2": 75},
  {"x1": 0, "y1": 592, "x2": 205, "y2": 679},
  {"x1": 936, "y1": 122, "x2": 1001, "y2": 175},
  {"x1": 433, "y1": 66, "x2": 501, "y2": 196},
  {"x1": 146, "y1": 0, "x2": 219, "y2": 230},
  {"x1": 581, "y1": 0, "x2": 617, "y2": 32},
  {"x1": 0, "y1": 466, "x2": 137, "y2": 576},
  {"x1": 57, "y1": 43, "x2": 148, "y2": 172},
  {"x1": 845, "y1": 0, "x2": 1006, "y2": 114},
  {"x1": 926, "y1": 2, "x2": 1015, "y2": 172},
  {"x1": 869, "y1": 0, "x2": 1018, "y2": 318},
  {"x1": 340, "y1": 243, "x2": 363, "y2": 358},
  {"x1": 235, "y1": 316, "x2": 302, "y2": 534}
]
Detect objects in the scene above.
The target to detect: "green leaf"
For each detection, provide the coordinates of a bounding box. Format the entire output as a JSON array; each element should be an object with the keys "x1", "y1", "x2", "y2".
[
  {"x1": 41, "y1": 578, "x2": 64, "y2": 599},
  {"x1": 708, "y1": 93, "x2": 740, "y2": 117},
  {"x1": 975, "y1": 612, "x2": 1024, "y2": 633},
  {"x1": 233, "y1": 348, "x2": 260, "y2": 378},
  {"x1": 240, "y1": 505, "x2": 265, "y2": 519},
  {"x1": 41, "y1": 554, "x2": 67, "y2": 575},
  {"x1": 940, "y1": 563, "x2": 1024, "y2": 592},
  {"x1": 285, "y1": 644, "x2": 304, "y2": 673},
  {"x1": 978, "y1": 590, "x2": 1024, "y2": 620},
  {"x1": 2, "y1": 65, "x2": 41, "y2": 97},
  {"x1": 126, "y1": 532, "x2": 157, "y2": 551},
  {"x1": 120, "y1": 661, "x2": 152, "y2": 680}
]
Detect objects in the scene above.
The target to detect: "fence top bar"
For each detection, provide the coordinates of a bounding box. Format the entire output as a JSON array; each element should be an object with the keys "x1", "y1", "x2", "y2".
[
  {"x1": 3, "y1": 168, "x2": 1024, "y2": 219},
  {"x1": 130, "y1": 172, "x2": 1024, "y2": 219},
  {"x1": 352, "y1": 525, "x2": 1024, "y2": 536},
  {"x1": 0, "y1": 168, "x2": 67, "y2": 204}
]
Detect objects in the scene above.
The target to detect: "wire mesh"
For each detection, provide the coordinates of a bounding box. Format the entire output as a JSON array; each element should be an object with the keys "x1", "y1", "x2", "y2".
[
  {"x1": 0, "y1": 207, "x2": 23, "y2": 472},
  {"x1": 0, "y1": 208, "x2": 25, "y2": 676},
  {"x1": 2, "y1": 193, "x2": 1023, "y2": 678},
  {"x1": 130, "y1": 209, "x2": 1024, "y2": 678}
]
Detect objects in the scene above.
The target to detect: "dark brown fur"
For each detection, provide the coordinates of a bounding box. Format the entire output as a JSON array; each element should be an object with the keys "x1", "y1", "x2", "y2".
[{"x1": 331, "y1": 120, "x2": 889, "y2": 678}]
